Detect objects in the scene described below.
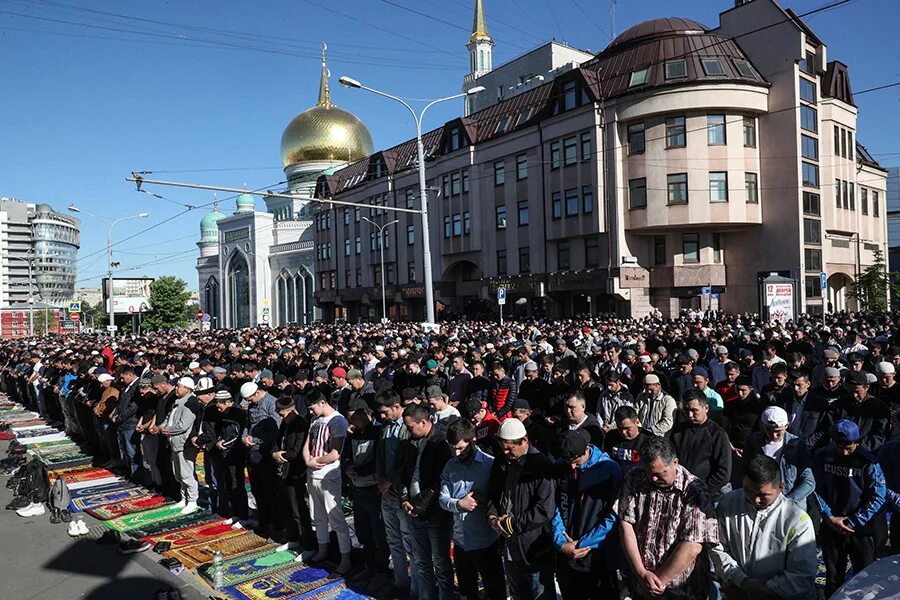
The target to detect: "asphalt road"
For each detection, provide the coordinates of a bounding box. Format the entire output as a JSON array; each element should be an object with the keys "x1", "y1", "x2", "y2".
[{"x1": 0, "y1": 441, "x2": 214, "y2": 600}]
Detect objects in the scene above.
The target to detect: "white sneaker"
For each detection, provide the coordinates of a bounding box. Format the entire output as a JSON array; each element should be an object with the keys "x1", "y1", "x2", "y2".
[
  {"x1": 222, "y1": 518, "x2": 234, "y2": 525},
  {"x1": 277, "y1": 541, "x2": 301, "y2": 552},
  {"x1": 67, "y1": 521, "x2": 80, "y2": 537},
  {"x1": 17, "y1": 502, "x2": 46, "y2": 517},
  {"x1": 295, "y1": 550, "x2": 316, "y2": 563},
  {"x1": 76, "y1": 520, "x2": 90, "y2": 535},
  {"x1": 179, "y1": 502, "x2": 198, "y2": 515},
  {"x1": 231, "y1": 522, "x2": 244, "y2": 530},
  {"x1": 173, "y1": 499, "x2": 187, "y2": 509}
]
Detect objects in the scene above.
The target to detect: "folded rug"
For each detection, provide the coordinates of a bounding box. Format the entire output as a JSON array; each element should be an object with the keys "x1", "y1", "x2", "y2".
[
  {"x1": 58, "y1": 468, "x2": 117, "y2": 485},
  {"x1": 103, "y1": 504, "x2": 187, "y2": 532},
  {"x1": 85, "y1": 495, "x2": 173, "y2": 520},
  {"x1": 70, "y1": 481, "x2": 139, "y2": 499},
  {"x1": 122, "y1": 511, "x2": 217, "y2": 538},
  {"x1": 70, "y1": 488, "x2": 150, "y2": 512},
  {"x1": 198, "y1": 546, "x2": 296, "y2": 587},
  {"x1": 166, "y1": 534, "x2": 274, "y2": 570},
  {"x1": 142, "y1": 519, "x2": 246, "y2": 550}
]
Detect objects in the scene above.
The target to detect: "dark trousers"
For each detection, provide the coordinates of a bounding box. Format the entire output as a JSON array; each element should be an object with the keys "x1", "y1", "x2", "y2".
[
  {"x1": 454, "y1": 540, "x2": 506, "y2": 600},
  {"x1": 890, "y1": 513, "x2": 900, "y2": 555},
  {"x1": 505, "y1": 556, "x2": 555, "y2": 600},
  {"x1": 351, "y1": 484, "x2": 389, "y2": 570},
  {"x1": 217, "y1": 460, "x2": 249, "y2": 520},
  {"x1": 281, "y1": 477, "x2": 316, "y2": 551},
  {"x1": 821, "y1": 526, "x2": 877, "y2": 596},
  {"x1": 556, "y1": 561, "x2": 618, "y2": 600},
  {"x1": 248, "y1": 459, "x2": 277, "y2": 533}
]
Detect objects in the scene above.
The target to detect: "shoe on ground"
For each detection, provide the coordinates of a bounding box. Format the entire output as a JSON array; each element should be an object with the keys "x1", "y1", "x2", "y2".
[
  {"x1": 60, "y1": 509, "x2": 72, "y2": 523},
  {"x1": 76, "y1": 520, "x2": 90, "y2": 535},
  {"x1": 49, "y1": 508, "x2": 61, "y2": 524},
  {"x1": 172, "y1": 499, "x2": 187, "y2": 509},
  {"x1": 277, "y1": 541, "x2": 302, "y2": 552},
  {"x1": 67, "y1": 521, "x2": 81, "y2": 537},
  {"x1": 178, "y1": 502, "x2": 198, "y2": 515},
  {"x1": 231, "y1": 521, "x2": 244, "y2": 530},
  {"x1": 119, "y1": 539, "x2": 151, "y2": 554},
  {"x1": 97, "y1": 530, "x2": 121, "y2": 544},
  {"x1": 17, "y1": 502, "x2": 46, "y2": 517}
]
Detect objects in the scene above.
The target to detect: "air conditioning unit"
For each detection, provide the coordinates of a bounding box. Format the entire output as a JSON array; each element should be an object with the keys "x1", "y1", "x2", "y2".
[{"x1": 498, "y1": 218, "x2": 507, "y2": 229}]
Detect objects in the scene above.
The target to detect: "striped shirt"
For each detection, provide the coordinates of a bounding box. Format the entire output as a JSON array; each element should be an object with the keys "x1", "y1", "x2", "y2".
[{"x1": 307, "y1": 412, "x2": 347, "y2": 480}]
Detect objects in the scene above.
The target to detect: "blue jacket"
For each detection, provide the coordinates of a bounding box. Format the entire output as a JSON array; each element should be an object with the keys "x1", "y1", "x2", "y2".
[
  {"x1": 877, "y1": 439, "x2": 900, "y2": 513},
  {"x1": 551, "y1": 446, "x2": 622, "y2": 572},
  {"x1": 814, "y1": 444, "x2": 887, "y2": 535}
]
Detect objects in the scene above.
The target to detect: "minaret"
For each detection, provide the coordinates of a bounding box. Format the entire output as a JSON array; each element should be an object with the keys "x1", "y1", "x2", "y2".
[
  {"x1": 318, "y1": 42, "x2": 331, "y2": 108},
  {"x1": 463, "y1": 0, "x2": 493, "y2": 115}
]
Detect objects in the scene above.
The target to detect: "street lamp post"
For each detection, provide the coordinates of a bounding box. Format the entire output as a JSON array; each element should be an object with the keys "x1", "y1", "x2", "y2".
[
  {"x1": 10, "y1": 252, "x2": 36, "y2": 336},
  {"x1": 339, "y1": 76, "x2": 483, "y2": 327},
  {"x1": 68, "y1": 205, "x2": 149, "y2": 336},
  {"x1": 362, "y1": 217, "x2": 399, "y2": 322}
]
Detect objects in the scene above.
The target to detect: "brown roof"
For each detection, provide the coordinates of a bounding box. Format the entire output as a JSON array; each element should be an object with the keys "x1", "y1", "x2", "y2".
[{"x1": 609, "y1": 17, "x2": 707, "y2": 48}]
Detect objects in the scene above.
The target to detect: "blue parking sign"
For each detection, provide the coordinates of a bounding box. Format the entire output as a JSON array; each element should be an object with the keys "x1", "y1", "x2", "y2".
[
  {"x1": 820, "y1": 272, "x2": 827, "y2": 290},
  {"x1": 497, "y1": 287, "x2": 506, "y2": 305}
]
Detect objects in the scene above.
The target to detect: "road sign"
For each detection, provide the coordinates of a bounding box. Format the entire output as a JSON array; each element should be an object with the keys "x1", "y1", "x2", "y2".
[
  {"x1": 497, "y1": 286, "x2": 507, "y2": 306},
  {"x1": 262, "y1": 307, "x2": 270, "y2": 315},
  {"x1": 106, "y1": 325, "x2": 117, "y2": 332},
  {"x1": 68, "y1": 301, "x2": 81, "y2": 313},
  {"x1": 820, "y1": 272, "x2": 827, "y2": 290},
  {"x1": 128, "y1": 305, "x2": 135, "y2": 314},
  {"x1": 69, "y1": 312, "x2": 80, "y2": 322},
  {"x1": 262, "y1": 314, "x2": 269, "y2": 323},
  {"x1": 701, "y1": 286, "x2": 711, "y2": 296},
  {"x1": 201, "y1": 313, "x2": 211, "y2": 323},
  {"x1": 196, "y1": 309, "x2": 204, "y2": 320}
]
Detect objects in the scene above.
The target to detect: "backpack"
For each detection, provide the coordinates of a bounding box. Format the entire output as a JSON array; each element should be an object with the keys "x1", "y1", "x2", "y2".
[{"x1": 48, "y1": 476, "x2": 71, "y2": 511}]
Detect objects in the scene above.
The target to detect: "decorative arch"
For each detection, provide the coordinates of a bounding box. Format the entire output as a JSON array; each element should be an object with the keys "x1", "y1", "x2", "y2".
[
  {"x1": 225, "y1": 250, "x2": 251, "y2": 328},
  {"x1": 826, "y1": 272, "x2": 857, "y2": 312},
  {"x1": 204, "y1": 275, "x2": 220, "y2": 327}
]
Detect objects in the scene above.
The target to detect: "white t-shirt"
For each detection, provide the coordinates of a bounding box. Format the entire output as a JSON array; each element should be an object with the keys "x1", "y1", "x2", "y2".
[
  {"x1": 307, "y1": 412, "x2": 348, "y2": 480},
  {"x1": 762, "y1": 438, "x2": 785, "y2": 462}
]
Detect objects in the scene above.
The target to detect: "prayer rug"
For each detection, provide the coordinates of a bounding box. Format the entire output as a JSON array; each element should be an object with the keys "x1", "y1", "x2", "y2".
[
  {"x1": 85, "y1": 495, "x2": 173, "y2": 520},
  {"x1": 166, "y1": 535, "x2": 274, "y2": 570},
  {"x1": 70, "y1": 481, "x2": 139, "y2": 499},
  {"x1": 103, "y1": 504, "x2": 187, "y2": 532},
  {"x1": 221, "y1": 566, "x2": 333, "y2": 600},
  {"x1": 18, "y1": 433, "x2": 69, "y2": 445},
  {"x1": 197, "y1": 546, "x2": 295, "y2": 587},
  {"x1": 121, "y1": 511, "x2": 217, "y2": 538},
  {"x1": 15, "y1": 427, "x2": 60, "y2": 439},
  {"x1": 47, "y1": 463, "x2": 95, "y2": 478},
  {"x1": 142, "y1": 519, "x2": 246, "y2": 549},
  {"x1": 44, "y1": 456, "x2": 93, "y2": 469},
  {"x1": 27, "y1": 439, "x2": 74, "y2": 449},
  {"x1": 67, "y1": 477, "x2": 122, "y2": 491},
  {"x1": 42, "y1": 452, "x2": 93, "y2": 467},
  {"x1": 295, "y1": 580, "x2": 369, "y2": 600},
  {"x1": 70, "y1": 487, "x2": 150, "y2": 512},
  {"x1": 57, "y1": 467, "x2": 117, "y2": 485}
]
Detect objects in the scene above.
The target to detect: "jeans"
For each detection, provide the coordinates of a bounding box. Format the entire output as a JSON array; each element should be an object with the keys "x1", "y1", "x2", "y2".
[
  {"x1": 203, "y1": 450, "x2": 219, "y2": 514},
  {"x1": 218, "y1": 460, "x2": 249, "y2": 520},
  {"x1": 352, "y1": 485, "x2": 388, "y2": 570},
  {"x1": 117, "y1": 427, "x2": 139, "y2": 477},
  {"x1": 307, "y1": 474, "x2": 352, "y2": 553},
  {"x1": 454, "y1": 540, "x2": 506, "y2": 600},
  {"x1": 405, "y1": 513, "x2": 458, "y2": 600},
  {"x1": 281, "y1": 478, "x2": 315, "y2": 551},
  {"x1": 505, "y1": 557, "x2": 555, "y2": 600},
  {"x1": 382, "y1": 496, "x2": 412, "y2": 589}
]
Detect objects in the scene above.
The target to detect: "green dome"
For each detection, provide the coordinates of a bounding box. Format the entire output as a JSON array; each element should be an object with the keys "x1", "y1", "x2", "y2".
[
  {"x1": 199, "y1": 208, "x2": 226, "y2": 244},
  {"x1": 236, "y1": 192, "x2": 256, "y2": 213}
]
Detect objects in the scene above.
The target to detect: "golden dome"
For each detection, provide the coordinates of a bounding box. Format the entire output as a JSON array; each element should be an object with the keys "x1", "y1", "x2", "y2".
[{"x1": 280, "y1": 45, "x2": 374, "y2": 168}]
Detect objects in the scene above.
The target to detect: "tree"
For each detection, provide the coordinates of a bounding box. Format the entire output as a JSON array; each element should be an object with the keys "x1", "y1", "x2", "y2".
[
  {"x1": 141, "y1": 276, "x2": 192, "y2": 330},
  {"x1": 32, "y1": 308, "x2": 58, "y2": 335},
  {"x1": 848, "y1": 248, "x2": 900, "y2": 312}
]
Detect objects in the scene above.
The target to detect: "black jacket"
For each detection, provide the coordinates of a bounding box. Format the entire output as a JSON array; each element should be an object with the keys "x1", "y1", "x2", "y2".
[
  {"x1": 214, "y1": 406, "x2": 247, "y2": 465},
  {"x1": 668, "y1": 418, "x2": 732, "y2": 498},
  {"x1": 274, "y1": 413, "x2": 309, "y2": 480},
  {"x1": 114, "y1": 379, "x2": 140, "y2": 431},
  {"x1": 722, "y1": 392, "x2": 765, "y2": 449},
  {"x1": 393, "y1": 426, "x2": 452, "y2": 520},
  {"x1": 488, "y1": 444, "x2": 556, "y2": 565},
  {"x1": 829, "y1": 395, "x2": 891, "y2": 452}
]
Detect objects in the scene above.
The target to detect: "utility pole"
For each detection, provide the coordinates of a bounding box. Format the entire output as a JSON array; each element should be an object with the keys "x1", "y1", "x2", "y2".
[{"x1": 363, "y1": 217, "x2": 399, "y2": 323}]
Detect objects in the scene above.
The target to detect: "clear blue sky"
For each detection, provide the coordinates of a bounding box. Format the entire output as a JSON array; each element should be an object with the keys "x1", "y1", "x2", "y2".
[{"x1": 1, "y1": 0, "x2": 897, "y2": 292}]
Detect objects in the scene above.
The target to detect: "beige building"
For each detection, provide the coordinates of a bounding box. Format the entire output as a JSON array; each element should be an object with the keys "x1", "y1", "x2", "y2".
[{"x1": 312, "y1": 0, "x2": 888, "y2": 321}]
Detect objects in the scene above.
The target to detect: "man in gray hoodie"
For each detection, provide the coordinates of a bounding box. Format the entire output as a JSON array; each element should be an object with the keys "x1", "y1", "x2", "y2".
[{"x1": 159, "y1": 376, "x2": 199, "y2": 514}]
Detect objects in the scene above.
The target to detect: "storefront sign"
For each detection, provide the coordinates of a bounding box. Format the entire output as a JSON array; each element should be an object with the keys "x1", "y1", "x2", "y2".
[
  {"x1": 618, "y1": 267, "x2": 649, "y2": 288},
  {"x1": 765, "y1": 283, "x2": 794, "y2": 323}
]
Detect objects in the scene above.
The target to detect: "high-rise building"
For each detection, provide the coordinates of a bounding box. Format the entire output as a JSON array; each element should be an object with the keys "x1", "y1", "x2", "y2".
[
  {"x1": 887, "y1": 167, "x2": 900, "y2": 272},
  {"x1": 0, "y1": 198, "x2": 80, "y2": 307}
]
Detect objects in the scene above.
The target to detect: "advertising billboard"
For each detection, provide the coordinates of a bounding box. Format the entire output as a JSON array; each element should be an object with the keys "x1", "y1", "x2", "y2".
[{"x1": 103, "y1": 277, "x2": 153, "y2": 314}]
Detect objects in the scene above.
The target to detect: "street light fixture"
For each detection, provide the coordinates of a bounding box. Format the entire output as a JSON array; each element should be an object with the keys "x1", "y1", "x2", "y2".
[
  {"x1": 362, "y1": 217, "x2": 399, "y2": 323},
  {"x1": 68, "y1": 205, "x2": 149, "y2": 336},
  {"x1": 340, "y1": 77, "x2": 484, "y2": 327}
]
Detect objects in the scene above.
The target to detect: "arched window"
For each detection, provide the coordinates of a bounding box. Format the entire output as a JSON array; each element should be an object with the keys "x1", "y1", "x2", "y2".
[{"x1": 226, "y1": 253, "x2": 250, "y2": 328}]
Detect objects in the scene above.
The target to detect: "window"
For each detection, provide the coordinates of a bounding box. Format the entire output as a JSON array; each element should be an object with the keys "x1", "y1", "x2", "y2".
[
  {"x1": 803, "y1": 192, "x2": 820, "y2": 216},
  {"x1": 373, "y1": 265, "x2": 381, "y2": 286},
  {"x1": 745, "y1": 172, "x2": 759, "y2": 203},
  {"x1": 565, "y1": 188, "x2": 579, "y2": 216},
  {"x1": 801, "y1": 134, "x2": 818, "y2": 161},
  {"x1": 497, "y1": 249, "x2": 507, "y2": 275},
  {"x1": 519, "y1": 247, "x2": 531, "y2": 273},
  {"x1": 734, "y1": 59, "x2": 756, "y2": 78},
  {"x1": 552, "y1": 192, "x2": 562, "y2": 219},
  {"x1": 494, "y1": 161, "x2": 505, "y2": 186},
  {"x1": 550, "y1": 142, "x2": 561, "y2": 169},
  {"x1": 462, "y1": 170, "x2": 469, "y2": 193},
  {"x1": 701, "y1": 58, "x2": 725, "y2": 76},
  {"x1": 408, "y1": 261, "x2": 416, "y2": 282},
  {"x1": 582, "y1": 186, "x2": 593, "y2": 213},
  {"x1": 805, "y1": 248, "x2": 822, "y2": 271},
  {"x1": 666, "y1": 117, "x2": 686, "y2": 148},
  {"x1": 713, "y1": 233, "x2": 722, "y2": 263},
  {"x1": 682, "y1": 233, "x2": 700, "y2": 263},
  {"x1": 405, "y1": 189, "x2": 415, "y2": 209},
  {"x1": 495, "y1": 205, "x2": 507, "y2": 229},
  {"x1": 354, "y1": 207, "x2": 360, "y2": 222},
  {"x1": 517, "y1": 200, "x2": 529, "y2": 226},
  {"x1": 628, "y1": 123, "x2": 645, "y2": 154},
  {"x1": 841, "y1": 128, "x2": 847, "y2": 158},
  {"x1": 494, "y1": 117, "x2": 508, "y2": 135},
  {"x1": 356, "y1": 268, "x2": 362, "y2": 287},
  {"x1": 343, "y1": 208, "x2": 350, "y2": 225},
  {"x1": 407, "y1": 224, "x2": 415, "y2": 245},
  {"x1": 452, "y1": 214, "x2": 462, "y2": 236},
  {"x1": 654, "y1": 236, "x2": 667, "y2": 265},
  {"x1": 629, "y1": 178, "x2": 647, "y2": 209},
  {"x1": 463, "y1": 211, "x2": 471, "y2": 234},
  {"x1": 802, "y1": 162, "x2": 819, "y2": 187},
  {"x1": 386, "y1": 264, "x2": 395, "y2": 285},
  {"x1": 799, "y1": 50, "x2": 815, "y2": 75},
  {"x1": 563, "y1": 137, "x2": 577, "y2": 165},
  {"x1": 709, "y1": 172, "x2": 728, "y2": 202},
  {"x1": 345, "y1": 270, "x2": 351, "y2": 287},
  {"x1": 804, "y1": 275, "x2": 822, "y2": 298},
  {"x1": 441, "y1": 176, "x2": 450, "y2": 198},
  {"x1": 799, "y1": 78, "x2": 816, "y2": 104},
  {"x1": 848, "y1": 132, "x2": 854, "y2": 160},
  {"x1": 443, "y1": 216, "x2": 451, "y2": 238},
  {"x1": 849, "y1": 182, "x2": 855, "y2": 211},
  {"x1": 355, "y1": 236, "x2": 361, "y2": 254},
  {"x1": 861, "y1": 188, "x2": 868, "y2": 215},
  {"x1": 448, "y1": 127, "x2": 463, "y2": 151},
  {"x1": 561, "y1": 80, "x2": 577, "y2": 110},
  {"x1": 803, "y1": 218, "x2": 821, "y2": 245},
  {"x1": 667, "y1": 173, "x2": 688, "y2": 204},
  {"x1": 369, "y1": 231, "x2": 377, "y2": 251},
  {"x1": 557, "y1": 242, "x2": 571, "y2": 269},
  {"x1": 800, "y1": 105, "x2": 817, "y2": 132},
  {"x1": 707, "y1": 115, "x2": 726, "y2": 145},
  {"x1": 836, "y1": 179, "x2": 843, "y2": 208},
  {"x1": 451, "y1": 172, "x2": 461, "y2": 195},
  {"x1": 629, "y1": 67, "x2": 650, "y2": 87},
  {"x1": 585, "y1": 238, "x2": 599, "y2": 267},
  {"x1": 873, "y1": 192, "x2": 880, "y2": 217},
  {"x1": 842, "y1": 180, "x2": 848, "y2": 208},
  {"x1": 743, "y1": 117, "x2": 756, "y2": 147},
  {"x1": 344, "y1": 239, "x2": 351, "y2": 256},
  {"x1": 834, "y1": 126, "x2": 841, "y2": 157},
  {"x1": 516, "y1": 154, "x2": 528, "y2": 179},
  {"x1": 665, "y1": 59, "x2": 687, "y2": 79},
  {"x1": 581, "y1": 133, "x2": 592, "y2": 160}
]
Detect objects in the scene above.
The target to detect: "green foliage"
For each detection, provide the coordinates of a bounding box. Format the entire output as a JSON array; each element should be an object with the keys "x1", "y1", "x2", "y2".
[
  {"x1": 848, "y1": 248, "x2": 900, "y2": 312},
  {"x1": 141, "y1": 276, "x2": 192, "y2": 330},
  {"x1": 32, "y1": 309, "x2": 58, "y2": 334},
  {"x1": 183, "y1": 302, "x2": 201, "y2": 324}
]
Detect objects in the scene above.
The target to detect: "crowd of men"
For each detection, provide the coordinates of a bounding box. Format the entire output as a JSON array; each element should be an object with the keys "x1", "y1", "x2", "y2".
[{"x1": 2, "y1": 312, "x2": 899, "y2": 600}]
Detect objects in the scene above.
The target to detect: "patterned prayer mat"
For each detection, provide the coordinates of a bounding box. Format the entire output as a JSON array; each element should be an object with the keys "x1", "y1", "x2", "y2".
[
  {"x1": 15, "y1": 427, "x2": 60, "y2": 439},
  {"x1": 141, "y1": 519, "x2": 246, "y2": 549},
  {"x1": 70, "y1": 487, "x2": 150, "y2": 512},
  {"x1": 42, "y1": 452, "x2": 93, "y2": 467},
  {"x1": 103, "y1": 504, "x2": 187, "y2": 532},
  {"x1": 295, "y1": 580, "x2": 369, "y2": 600},
  {"x1": 44, "y1": 456, "x2": 93, "y2": 469},
  {"x1": 165, "y1": 535, "x2": 274, "y2": 570},
  {"x1": 197, "y1": 546, "x2": 296, "y2": 587},
  {"x1": 27, "y1": 439, "x2": 75, "y2": 449},
  {"x1": 122, "y1": 511, "x2": 217, "y2": 538},
  {"x1": 57, "y1": 468, "x2": 117, "y2": 485},
  {"x1": 70, "y1": 481, "x2": 139, "y2": 499},
  {"x1": 85, "y1": 495, "x2": 173, "y2": 520},
  {"x1": 221, "y1": 566, "x2": 334, "y2": 600},
  {"x1": 47, "y1": 463, "x2": 95, "y2": 478}
]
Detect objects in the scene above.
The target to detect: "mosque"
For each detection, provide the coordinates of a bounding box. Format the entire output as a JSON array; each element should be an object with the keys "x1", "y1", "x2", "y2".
[{"x1": 195, "y1": 47, "x2": 374, "y2": 328}]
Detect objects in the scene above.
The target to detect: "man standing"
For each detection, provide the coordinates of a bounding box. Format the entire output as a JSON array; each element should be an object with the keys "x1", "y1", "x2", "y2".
[
  {"x1": 618, "y1": 436, "x2": 718, "y2": 600},
  {"x1": 551, "y1": 429, "x2": 622, "y2": 599},
  {"x1": 668, "y1": 389, "x2": 732, "y2": 499},
  {"x1": 487, "y1": 419, "x2": 556, "y2": 600},
  {"x1": 813, "y1": 420, "x2": 887, "y2": 596},
  {"x1": 633, "y1": 375, "x2": 676, "y2": 437},
  {"x1": 448, "y1": 354, "x2": 473, "y2": 407},
  {"x1": 159, "y1": 377, "x2": 199, "y2": 514},
  {"x1": 562, "y1": 392, "x2": 604, "y2": 447},
  {"x1": 829, "y1": 372, "x2": 890, "y2": 452},
  {"x1": 711, "y1": 455, "x2": 817, "y2": 599},
  {"x1": 489, "y1": 361, "x2": 517, "y2": 422},
  {"x1": 440, "y1": 420, "x2": 505, "y2": 600},
  {"x1": 240, "y1": 381, "x2": 281, "y2": 536},
  {"x1": 111, "y1": 366, "x2": 141, "y2": 479},
  {"x1": 271, "y1": 395, "x2": 314, "y2": 557},
  {"x1": 602, "y1": 405, "x2": 656, "y2": 478},
  {"x1": 782, "y1": 371, "x2": 830, "y2": 449}
]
